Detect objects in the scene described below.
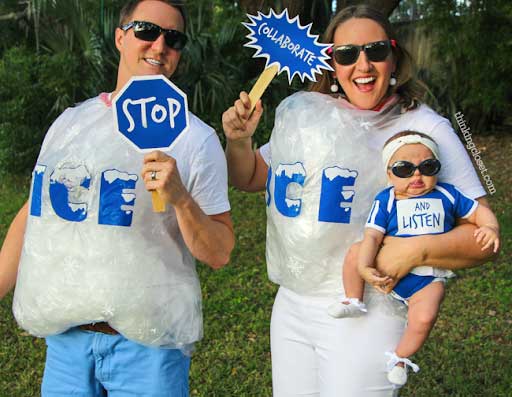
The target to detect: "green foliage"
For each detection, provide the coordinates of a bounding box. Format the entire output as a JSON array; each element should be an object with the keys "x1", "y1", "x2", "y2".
[
  {"x1": 175, "y1": 0, "x2": 302, "y2": 145},
  {"x1": 28, "y1": 0, "x2": 119, "y2": 95},
  {"x1": 420, "y1": 0, "x2": 512, "y2": 130},
  {"x1": 174, "y1": 2, "x2": 247, "y2": 129},
  {"x1": 0, "y1": 0, "x2": 29, "y2": 54},
  {"x1": 0, "y1": 1, "x2": 120, "y2": 174},
  {"x1": 0, "y1": 47, "x2": 84, "y2": 175}
]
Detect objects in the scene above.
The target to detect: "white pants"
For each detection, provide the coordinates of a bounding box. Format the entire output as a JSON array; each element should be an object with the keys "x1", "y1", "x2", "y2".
[{"x1": 271, "y1": 287, "x2": 407, "y2": 397}]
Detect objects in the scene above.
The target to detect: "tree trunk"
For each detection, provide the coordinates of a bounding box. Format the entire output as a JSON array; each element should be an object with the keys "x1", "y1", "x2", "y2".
[{"x1": 0, "y1": 10, "x2": 26, "y2": 21}]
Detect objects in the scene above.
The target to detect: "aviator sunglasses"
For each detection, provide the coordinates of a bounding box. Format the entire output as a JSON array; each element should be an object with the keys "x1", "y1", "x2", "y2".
[
  {"x1": 388, "y1": 158, "x2": 441, "y2": 178},
  {"x1": 332, "y1": 39, "x2": 396, "y2": 65},
  {"x1": 120, "y1": 20, "x2": 187, "y2": 50}
]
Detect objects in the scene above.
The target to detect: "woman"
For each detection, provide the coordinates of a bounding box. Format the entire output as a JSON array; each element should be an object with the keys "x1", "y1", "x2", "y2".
[{"x1": 223, "y1": 5, "x2": 495, "y2": 397}]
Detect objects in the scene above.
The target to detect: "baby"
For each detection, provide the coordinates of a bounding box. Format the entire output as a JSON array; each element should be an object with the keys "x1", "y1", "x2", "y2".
[{"x1": 328, "y1": 131, "x2": 500, "y2": 386}]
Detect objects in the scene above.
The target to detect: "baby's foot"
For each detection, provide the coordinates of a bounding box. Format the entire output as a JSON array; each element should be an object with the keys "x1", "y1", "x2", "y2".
[
  {"x1": 327, "y1": 298, "x2": 367, "y2": 318},
  {"x1": 385, "y1": 352, "x2": 420, "y2": 387},
  {"x1": 387, "y1": 364, "x2": 407, "y2": 386}
]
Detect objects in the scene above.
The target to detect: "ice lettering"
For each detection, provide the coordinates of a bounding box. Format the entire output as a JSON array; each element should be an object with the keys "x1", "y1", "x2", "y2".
[
  {"x1": 30, "y1": 164, "x2": 47, "y2": 217},
  {"x1": 49, "y1": 164, "x2": 91, "y2": 222},
  {"x1": 318, "y1": 167, "x2": 358, "y2": 223},
  {"x1": 98, "y1": 170, "x2": 138, "y2": 227},
  {"x1": 274, "y1": 162, "x2": 306, "y2": 217}
]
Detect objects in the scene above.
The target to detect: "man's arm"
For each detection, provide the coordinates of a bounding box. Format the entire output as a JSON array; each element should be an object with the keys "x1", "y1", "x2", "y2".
[
  {"x1": 375, "y1": 197, "x2": 498, "y2": 279},
  {"x1": 0, "y1": 202, "x2": 28, "y2": 299},
  {"x1": 175, "y1": 203, "x2": 234, "y2": 269},
  {"x1": 141, "y1": 151, "x2": 234, "y2": 269}
]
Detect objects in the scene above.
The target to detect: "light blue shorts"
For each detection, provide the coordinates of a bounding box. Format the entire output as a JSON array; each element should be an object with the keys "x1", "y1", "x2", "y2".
[{"x1": 41, "y1": 327, "x2": 190, "y2": 397}]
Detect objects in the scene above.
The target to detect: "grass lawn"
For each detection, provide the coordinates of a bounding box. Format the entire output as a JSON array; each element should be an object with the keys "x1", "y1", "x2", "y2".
[{"x1": 0, "y1": 135, "x2": 510, "y2": 396}]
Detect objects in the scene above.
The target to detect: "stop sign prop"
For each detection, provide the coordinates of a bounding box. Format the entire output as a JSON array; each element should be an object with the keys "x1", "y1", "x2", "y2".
[{"x1": 112, "y1": 75, "x2": 189, "y2": 211}]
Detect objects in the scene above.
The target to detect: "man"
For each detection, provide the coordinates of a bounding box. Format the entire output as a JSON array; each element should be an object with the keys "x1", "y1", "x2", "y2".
[{"x1": 0, "y1": 1, "x2": 234, "y2": 395}]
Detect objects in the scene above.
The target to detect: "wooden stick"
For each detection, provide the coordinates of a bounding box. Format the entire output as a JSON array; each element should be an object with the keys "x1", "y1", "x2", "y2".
[
  {"x1": 152, "y1": 191, "x2": 166, "y2": 212},
  {"x1": 248, "y1": 65, "x2": 279, "y2": 112}
]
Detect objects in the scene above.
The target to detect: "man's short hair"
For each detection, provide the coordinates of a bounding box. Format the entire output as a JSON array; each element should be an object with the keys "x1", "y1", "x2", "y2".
[{"x1": 119, "y1": 0, "x2": 187, "y2": 31}]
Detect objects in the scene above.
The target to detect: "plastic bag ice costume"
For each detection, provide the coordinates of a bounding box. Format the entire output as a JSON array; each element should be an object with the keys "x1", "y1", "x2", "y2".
[
  {"x1": 266, "y1": 92, "x2": 402, "y2": 296},
  {"x1": 13, "y1": 95, "x2": 228, "y2": 349}
]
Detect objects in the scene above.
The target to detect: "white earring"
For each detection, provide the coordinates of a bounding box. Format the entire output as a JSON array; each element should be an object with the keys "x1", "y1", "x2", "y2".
[
  {"x1": 389, "y1": 75, "x2": 397, "y2": 86},
  {"x1": 330, "y1": 79, "x2": 339, "y2": 93}
]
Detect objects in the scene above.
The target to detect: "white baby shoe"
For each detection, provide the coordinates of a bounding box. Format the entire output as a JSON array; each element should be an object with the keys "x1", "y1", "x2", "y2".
[
  {"x1": 327, "y1": 298, "x2": 367, "y2": 318},
  {"x1": 385, "y1": 351, "x2": 420, "y2": 387},
  {"x1": 387, "y1": 364, "x2": 408, "y2": 386}
]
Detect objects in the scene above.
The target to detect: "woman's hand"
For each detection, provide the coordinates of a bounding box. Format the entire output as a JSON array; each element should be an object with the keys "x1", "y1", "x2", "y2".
[{"x1": 222, "y1": 91, "x2": 263, "y2": 143}]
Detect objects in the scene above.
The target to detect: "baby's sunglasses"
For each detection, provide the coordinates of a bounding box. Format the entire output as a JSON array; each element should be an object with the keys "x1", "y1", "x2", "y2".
[
  {"x1": 120, "y1": 20, "x2": 187, "y2": 51},
  {"x1": 388, "y1": 158, "x2": 441, "y2": 178},
  {"x1": 331, "y1": 39, "x2": 396, "y2": 66}
]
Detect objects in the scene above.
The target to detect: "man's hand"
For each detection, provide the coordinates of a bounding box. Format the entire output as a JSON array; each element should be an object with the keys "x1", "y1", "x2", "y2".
[{"x1": 141, "y1": 150, "x2": 189, "y2": 207}]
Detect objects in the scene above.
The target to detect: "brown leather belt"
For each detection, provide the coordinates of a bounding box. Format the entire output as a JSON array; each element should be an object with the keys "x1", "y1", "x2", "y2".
[{"x1": 78, "y1": 322, "x2": 119, "y2": 335}]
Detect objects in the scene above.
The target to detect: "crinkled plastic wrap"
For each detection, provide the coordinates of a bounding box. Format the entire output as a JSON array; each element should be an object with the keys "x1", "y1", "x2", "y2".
[
  {"x1": 13, "y1": 97, "x2": 202, "y2": 349},
  {"x1": 266, "y1": 91, "x2": 401, "y2": 298}
]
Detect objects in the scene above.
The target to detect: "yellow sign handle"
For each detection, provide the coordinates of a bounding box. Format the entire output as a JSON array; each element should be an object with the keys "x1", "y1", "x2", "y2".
[
  {"x1": 248, "y1": 65, "x2": 279, "y2": 112},
  {"x1": 151, "y1": 191, "x2": 166, "y2": 212}
]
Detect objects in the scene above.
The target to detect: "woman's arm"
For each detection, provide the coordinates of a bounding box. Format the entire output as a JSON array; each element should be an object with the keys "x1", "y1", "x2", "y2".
[
  {"x1": 375, "y1": 197, "x2": 498, "y2": 279},
  {"x1": 0, "y1": 202, "x2": 28, "y2": 299},
  {"x1": 223, "y1": 91, "x2": 268, "y2": 192}
]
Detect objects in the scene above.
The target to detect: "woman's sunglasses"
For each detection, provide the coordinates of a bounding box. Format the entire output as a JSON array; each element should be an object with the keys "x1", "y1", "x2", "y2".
[
  {"x1": 332, "y1": 39, "x2": 396, "y2": 66},
  {"x1": 388, "y1": 159, "x2": 441, "y2": 178},
  {"x1": 120, "y1": 20, "x2": 187, "y2": 50}
]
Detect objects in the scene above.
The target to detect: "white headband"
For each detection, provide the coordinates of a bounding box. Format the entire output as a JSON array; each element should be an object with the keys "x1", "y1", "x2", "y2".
[{"x1": 382, "y1": 134, "x2": 440, "y2": 172}]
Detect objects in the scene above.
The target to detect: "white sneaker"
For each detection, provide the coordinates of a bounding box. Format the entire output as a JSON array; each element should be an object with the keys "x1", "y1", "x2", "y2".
[
  {"x1": 327, "y1": 298, "x2": 367, "y2": 318},
  {"x1": 387, "y1": 365, "x2": 407, "y2": 386}
]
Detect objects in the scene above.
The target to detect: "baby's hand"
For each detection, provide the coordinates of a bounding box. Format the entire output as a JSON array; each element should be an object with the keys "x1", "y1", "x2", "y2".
[
  {"x1": 474, "y1": 225, "x2": 500, "y2": 253},
  {"x1": 359, "y1": 267, "x2": 394, "y2": 294}
]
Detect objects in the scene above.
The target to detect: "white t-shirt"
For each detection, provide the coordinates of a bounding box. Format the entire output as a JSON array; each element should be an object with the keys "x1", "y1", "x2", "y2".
[
  {"x1": 260, "y1": 92, "x2": 484, "y2": 296},
  {"x1": 13, "y1": 94, "x2": 230, "y2": 348}
]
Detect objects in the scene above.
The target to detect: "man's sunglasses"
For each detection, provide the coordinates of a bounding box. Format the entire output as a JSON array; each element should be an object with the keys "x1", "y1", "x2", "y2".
[
  {"x1": 120, "y1": 21, "x2": 187, "y2": 50},
  {"x1": 388, "y1": 159, "x2": 441, "y2": 178},
  {"x1": 332, "y1": 40, "x2": 396, "y2": 65}
]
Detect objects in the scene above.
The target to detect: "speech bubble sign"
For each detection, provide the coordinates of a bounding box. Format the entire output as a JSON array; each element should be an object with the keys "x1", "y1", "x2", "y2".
[
  {"x1": 112, "y1": 75, "x2": 189, "y2": 152},
  {"x1": 243, "y1": 8, "x2": 333, "y2": 84}
]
